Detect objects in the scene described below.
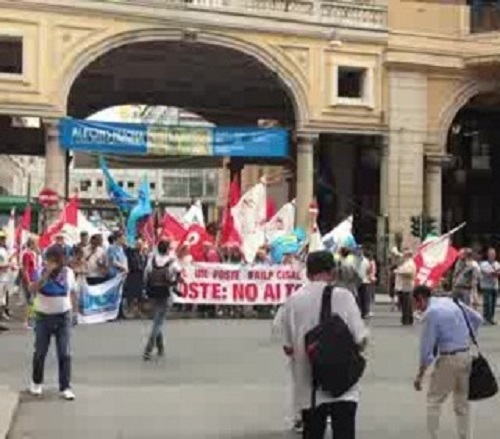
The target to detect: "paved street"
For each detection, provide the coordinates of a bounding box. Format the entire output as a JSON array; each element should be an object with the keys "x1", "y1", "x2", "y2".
[{"x1": 1, "y1": 307, "x2": 500, "y2": 439}]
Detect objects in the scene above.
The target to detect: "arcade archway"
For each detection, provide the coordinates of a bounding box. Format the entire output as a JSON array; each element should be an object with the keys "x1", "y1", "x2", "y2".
[
  {"x1": 48, "y1": 37, "x2": 317, "y2": 225},
  {"x1": 443, "y1": 92, "x2": 500, "y2": 246}
]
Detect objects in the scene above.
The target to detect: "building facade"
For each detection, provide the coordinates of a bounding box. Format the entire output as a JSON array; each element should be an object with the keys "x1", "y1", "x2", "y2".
[{"x1": 0, "y1": 0, "x2": 499, "y2": 248}]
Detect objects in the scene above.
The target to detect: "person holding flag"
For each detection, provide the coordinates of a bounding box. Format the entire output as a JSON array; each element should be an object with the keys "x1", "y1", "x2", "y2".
[{"x1": 20, "y1": 237, "x2": 40, "y2": 328}]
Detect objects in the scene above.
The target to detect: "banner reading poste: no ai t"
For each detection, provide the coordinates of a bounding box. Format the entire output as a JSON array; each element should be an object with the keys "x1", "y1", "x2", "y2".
[{"x1": 175, "y1": 263, "x2": 306, "y2": 305}]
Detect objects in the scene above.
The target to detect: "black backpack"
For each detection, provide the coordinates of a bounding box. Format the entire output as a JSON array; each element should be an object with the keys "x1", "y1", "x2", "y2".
[
  {"x1": 304, "y1": 285, "x2": 366, "y2": 402},
  {"x1": 147, "y1": 258, "x2": 175, "y2": 299}
]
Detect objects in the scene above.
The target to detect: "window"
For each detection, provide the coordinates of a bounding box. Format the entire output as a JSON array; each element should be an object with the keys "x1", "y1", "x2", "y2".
[
  {"x1": 163, "y1": 175, "x2": 190, "y2": 198},
  {"x1": 96, "y1": 180, "x2": 103, "y2": 188},
  {"x1": 337, "y1": 66, "x2": 366, "y2": 99},
  {"x1": 127, "y1": 181, "x2": 135, "y2": 189},
  {"x1": 204, "y1": 171, "x2": 218, "y2": 198},
  {"x1": 189, "y1": 175, "x2": 203, "y2": 198},
  {"x1": 80, "y1": 180, "x2": 92, "y2": 192},
  {"x1": 118, "y1": 181, "x2": 124, "y2": 188},
  {"x1": 0, "y1": 37, "x2": 23, "y2": 74},
  {"x1": 150, "y1": 182, "x2": 156, "y2": 190}
]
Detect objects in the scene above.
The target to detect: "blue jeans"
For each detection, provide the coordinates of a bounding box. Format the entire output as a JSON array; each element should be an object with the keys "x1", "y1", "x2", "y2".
[
  {"x1": 144, "y1": 298, "x2": 167, "y2": 355},
  {"x1": 482, "y1": 288, "x2": 498, "y2": 322},
  {"x1": 33, "y1": 312, "x2": 72, "y2": 391}
]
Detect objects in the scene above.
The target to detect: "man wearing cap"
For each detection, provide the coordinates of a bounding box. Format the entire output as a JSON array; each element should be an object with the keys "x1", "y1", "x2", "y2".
[{"x1": 280, "y1": 250, "x2": 368, "y2": 437}]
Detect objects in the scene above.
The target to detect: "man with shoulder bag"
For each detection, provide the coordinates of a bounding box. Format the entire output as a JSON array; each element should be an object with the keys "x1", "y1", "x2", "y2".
[
  {"x1": 143, "y1": 240, "x2": 180, "y2": 361},
  {"x1": 413, "y1": 284, "x2": 497, "y2": 439},
  {"x1": 281, "y1": 251, "x2": 369, "y2": 439}
]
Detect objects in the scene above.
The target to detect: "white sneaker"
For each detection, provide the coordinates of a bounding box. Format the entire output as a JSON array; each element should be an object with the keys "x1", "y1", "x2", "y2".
[
  {"x1": 60, "y1": 388, "x2": 75, "y2": 401},
  {"x1": 29, "y1": 382, "x2": 42, "y2": 396}
]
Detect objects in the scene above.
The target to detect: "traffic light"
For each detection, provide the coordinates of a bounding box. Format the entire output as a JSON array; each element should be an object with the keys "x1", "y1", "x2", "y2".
[
  {"x1": 423, "y1": 216, "x2": 438, "y2": 237},
  {"x1": 410, "y1": 215, "x2": 421, "y2": 238}
]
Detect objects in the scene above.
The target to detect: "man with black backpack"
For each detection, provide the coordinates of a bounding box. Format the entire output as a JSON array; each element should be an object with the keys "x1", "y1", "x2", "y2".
[
  {"x1": 143, "y1": 240, "x2": 180, "y2": 361},
  {"x1": 281, "y1": 251, "x2": 369, "y2": 438}
]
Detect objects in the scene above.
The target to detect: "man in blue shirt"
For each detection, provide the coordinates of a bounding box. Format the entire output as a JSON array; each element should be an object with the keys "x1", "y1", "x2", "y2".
[
  {"x1": 413, "y1": 285, "x2": 483, "y2": 439},
  {"x1": 106, "y1": 232, "x2": 128, "y2": 279}
]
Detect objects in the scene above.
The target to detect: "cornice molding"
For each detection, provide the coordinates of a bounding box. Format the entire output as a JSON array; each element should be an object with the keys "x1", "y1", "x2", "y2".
[{"x1": 1, "y1": 0, "x2": 388, "y2": 40}]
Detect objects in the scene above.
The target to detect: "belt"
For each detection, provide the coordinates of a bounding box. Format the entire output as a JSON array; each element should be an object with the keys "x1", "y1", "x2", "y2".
[{"x1": 440, "y1": 348, "x2": 469, "y2": 356}]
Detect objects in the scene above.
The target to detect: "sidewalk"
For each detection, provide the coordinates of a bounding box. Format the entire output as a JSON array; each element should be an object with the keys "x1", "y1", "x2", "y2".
[{"x1": 0, "y1": 386, "x2": 19, "y2": 439}]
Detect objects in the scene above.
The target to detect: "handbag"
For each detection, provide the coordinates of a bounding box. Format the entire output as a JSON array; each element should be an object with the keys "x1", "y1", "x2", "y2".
[{"x1": 454, "y1": 298, "x2": 498, "y2": 401}]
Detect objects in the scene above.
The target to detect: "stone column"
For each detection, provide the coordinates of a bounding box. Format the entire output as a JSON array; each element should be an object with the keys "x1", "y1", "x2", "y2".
[
  {"x1": 387, "y1": 71, "x2": 427, "y2": 246},
  {"x1": 377, "y1": 135, "x2": 390, "y2": 261},
  {"x1": 44, "y1": 118, "x2": 66, "y2": 207},
  {"x1": 424, "y1": 153, "x2": 446, "y2": 233},
  {"x1": 296, "y1": 133, "x2": 317, "y2": 230}
]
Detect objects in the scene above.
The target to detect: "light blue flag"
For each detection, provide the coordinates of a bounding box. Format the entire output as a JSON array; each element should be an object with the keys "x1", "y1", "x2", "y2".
[
  {"x1": 270, "y1": 228, "x2": 307, "y2": 264},
  {"x1": 126, "y1": 177, "x2": 152, "y2": 244},
  {"x1": 99, "y1": 157, "x2": 135, "y2": 211}
]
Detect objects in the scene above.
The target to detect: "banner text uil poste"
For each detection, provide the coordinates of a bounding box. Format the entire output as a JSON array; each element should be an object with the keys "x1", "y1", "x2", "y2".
[{"x1": 175, "y1": 263, "x2": 306, "y2": 305}]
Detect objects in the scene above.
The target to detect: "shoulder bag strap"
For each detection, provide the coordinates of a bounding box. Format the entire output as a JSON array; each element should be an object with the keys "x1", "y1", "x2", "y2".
[
  {"x1": 453, "y1": 297, "x2": 479, "y2": 348},
  {"x1": 320, "y1": 284, "x2": 334, "y2": 323},
  {"x1": 311, "y1": 284, "x2": 335, "y2": 410}
]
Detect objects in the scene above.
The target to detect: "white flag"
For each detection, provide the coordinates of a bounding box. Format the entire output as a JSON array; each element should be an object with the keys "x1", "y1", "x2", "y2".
[
  {"x1": 183, "y1": 200, "x2": 205, "y2": 228},
  {"x1": 232, "y1": 182, "x2": 267, "y2": 263},
  {"x1": 321, "y1": 215, "x2": 354, "y2": 251},
  {"x1": 265, "y1": 200, "x2": 295, "y2": 243}
]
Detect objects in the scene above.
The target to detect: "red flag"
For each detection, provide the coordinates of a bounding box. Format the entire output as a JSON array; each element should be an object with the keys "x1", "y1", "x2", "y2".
[
  {"x1": 266, "y1": 198, "x2": 276, "y2": 221},
  {"x1": 15, "y1": 206, "x2": 32, "y2": 249},
  {"x1": 220, "y1": 176, "x2": 242, "y2": 246},
  {"x1": 181, "y1": 224, "x2": 214, "y2": 262},
  {"x1": 161, "y1": 213, "x2": 187, "y2": 243},
  {"x1": 414, "y1": 235, "x2": 459, "y2": 288},
  {"x1": 39, "y1": 196, "x2": 79, "y2": 249}
]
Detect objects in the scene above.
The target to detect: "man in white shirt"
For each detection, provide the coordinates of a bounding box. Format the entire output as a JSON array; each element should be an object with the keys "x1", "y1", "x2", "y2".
[
  {"x1": 0, "y1": 231, "x2": 11, "y2": 327},
  {"x1": 394, "y1": 249, "x2": 417, "y2": 325},
  {"x1": 84, "y1": 234, "x2": 107, "y2": 285},
  {"x1": 479, "y1": 247, "x2": 500, "y2": 325},
  {"x1": 353, "y1": 245, "x2": 371, "y2": 319},
  {"x1": 281, "y1": 251, "x2": 369, "y2": 438}
]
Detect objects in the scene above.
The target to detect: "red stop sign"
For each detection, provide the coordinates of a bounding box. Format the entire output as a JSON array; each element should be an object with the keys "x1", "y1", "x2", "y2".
[{"x1": 38, "y1": 188, "x2": 59, "y2": 208}]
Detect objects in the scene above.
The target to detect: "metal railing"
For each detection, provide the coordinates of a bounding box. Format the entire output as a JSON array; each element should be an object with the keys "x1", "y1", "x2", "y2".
[{"x1": 93, "y1": 0, "x2": 387, "y2": 30}]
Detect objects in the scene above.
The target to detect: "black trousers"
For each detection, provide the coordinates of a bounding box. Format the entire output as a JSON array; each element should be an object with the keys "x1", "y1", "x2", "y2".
[
  {"x1": 302, "y1": 401, "x2": 357, "y2": 439},
  {"x1": 398, "y1": 291, "x2": 413, "y2": 325},
  {"x1": 357, "y1": 284, "x2": 370, "y2": 318}
]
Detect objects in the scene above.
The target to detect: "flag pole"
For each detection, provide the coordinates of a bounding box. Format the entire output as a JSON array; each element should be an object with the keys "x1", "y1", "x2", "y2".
[{"x1": 421, "y1": 222, "x2": 466, "y2": 249}]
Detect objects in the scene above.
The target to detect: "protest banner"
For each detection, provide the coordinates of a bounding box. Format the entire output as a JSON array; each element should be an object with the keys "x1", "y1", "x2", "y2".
[
  {"x1": 174, "y1": 263, "x2": 306, "y2": 305},
  {"x1": 78, "y1": 274, "x2": 126, "y2": 324}
]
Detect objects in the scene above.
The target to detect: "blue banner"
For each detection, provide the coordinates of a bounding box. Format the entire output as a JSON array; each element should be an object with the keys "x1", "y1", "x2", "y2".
[
  {"x1": 59, "y1": 118, "x2": 289, "y2": 158},
  {"x1": 78, "y1": 275, "x2": 126, "y2": 324}
]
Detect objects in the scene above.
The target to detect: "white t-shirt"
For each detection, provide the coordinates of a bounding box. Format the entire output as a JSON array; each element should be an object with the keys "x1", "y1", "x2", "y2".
[
  {"x1": 35, "y1": 267, "x2": 76, "y2": 315},
  {"x1": 0, "y1": 247, "x2": 9, "y2": 282},
  {"x1": 281, "y1": 281, "x2": 369, "y2": 409},
  {"x1": 394, "y1": 258, "x2": 416, "y2": 292},
  {"x1": 85, "y1": 246, "x2": 106, "y2": 278}
]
